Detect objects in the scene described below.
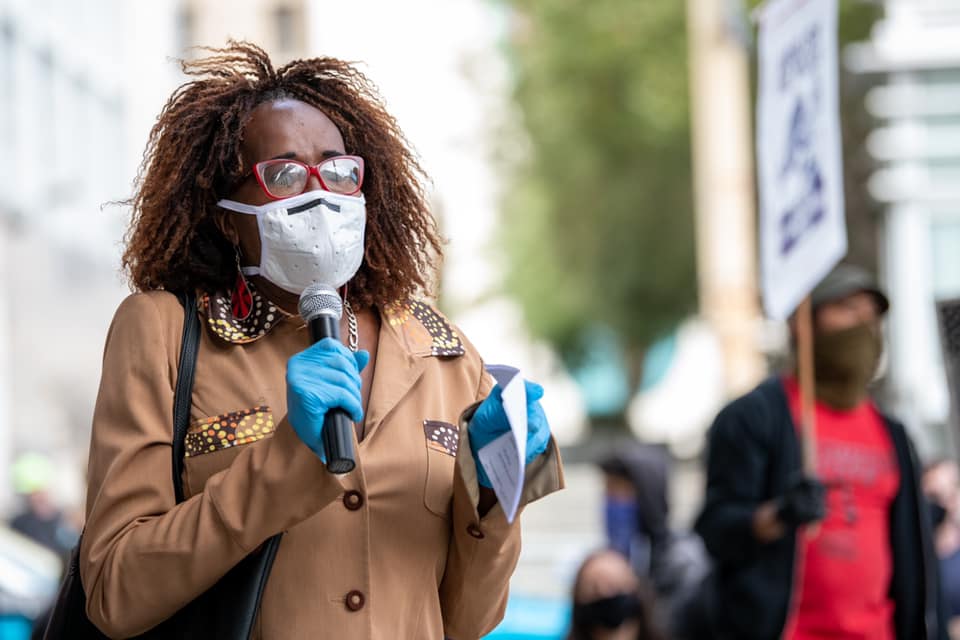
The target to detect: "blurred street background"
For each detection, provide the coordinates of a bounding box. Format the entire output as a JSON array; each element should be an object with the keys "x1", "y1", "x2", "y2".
[{"x1": 3, "y1": 0, "x2": 960, "y2": 638}]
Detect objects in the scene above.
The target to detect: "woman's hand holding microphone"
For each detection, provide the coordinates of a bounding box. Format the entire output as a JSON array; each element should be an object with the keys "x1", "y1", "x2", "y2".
[{"x1": 286, "y1": 338, "x2": 369, "y2": 462}]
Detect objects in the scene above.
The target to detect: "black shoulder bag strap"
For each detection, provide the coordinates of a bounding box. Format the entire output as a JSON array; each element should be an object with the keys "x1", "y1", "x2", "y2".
[
  {"x1": 155, "y1": 291, "x2": 282, "y2": 640},
  {"x1": 172, "y1": 291, "x2": 201, "y2": 504},
  {"x1": 44, "y1": 292, "x2": 280, "y2": 640}
]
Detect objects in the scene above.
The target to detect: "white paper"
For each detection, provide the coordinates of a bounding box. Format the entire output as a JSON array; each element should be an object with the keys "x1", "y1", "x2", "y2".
[
  {"x1": 757, "y1": 0, "x2": 847, "y2": 319},
  {"x1": 477, "y1": 365, "x2": 528, "y2": 523}
]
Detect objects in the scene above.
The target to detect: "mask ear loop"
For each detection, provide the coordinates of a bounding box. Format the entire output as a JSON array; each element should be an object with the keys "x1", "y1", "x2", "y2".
[{"x1": 232, "y1": 247, "x2": 254, "y2": 320}]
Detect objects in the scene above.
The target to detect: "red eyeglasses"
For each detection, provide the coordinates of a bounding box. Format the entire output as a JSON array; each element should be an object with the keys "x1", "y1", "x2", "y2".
[{"x1": 253, "y1": 155, "x2": 364, "y2": 200}]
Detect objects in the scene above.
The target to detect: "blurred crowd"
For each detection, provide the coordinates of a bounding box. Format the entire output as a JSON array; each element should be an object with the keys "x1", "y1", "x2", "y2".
[
  {"x1": 565, "y1": 264, "x2": 960, "y2": 640},
  {"x1": 567, "y1": 444, "x2": 710, "y2": 640},
  {"x1": 1, "y1": 454, "x2": 78, "y2": 639},
  {"x1": 566, "y1": 447, "x2": 960, "y2": 640},
  {"x1": 924, "y1": 459, "x2": 960, "y2": 638}
]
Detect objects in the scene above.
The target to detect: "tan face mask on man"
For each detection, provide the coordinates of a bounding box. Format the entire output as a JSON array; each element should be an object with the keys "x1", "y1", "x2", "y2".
[{"x1": 812, "y1": 322, "x2": 883, "y2": 410}]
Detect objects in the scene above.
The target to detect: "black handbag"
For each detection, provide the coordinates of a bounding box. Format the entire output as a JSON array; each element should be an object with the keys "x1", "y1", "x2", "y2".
[{"x1": 42, "y1": 292, "x2": 283, "y2": 639}]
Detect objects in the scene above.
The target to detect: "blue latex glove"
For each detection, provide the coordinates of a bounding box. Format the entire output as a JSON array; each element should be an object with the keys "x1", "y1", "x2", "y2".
[
  {"x1": 468, "y1": 380, "x2": 552, "y2": 488},
  {"x1": 286, "y1": 338, "x2": 370, "y2": 462}
]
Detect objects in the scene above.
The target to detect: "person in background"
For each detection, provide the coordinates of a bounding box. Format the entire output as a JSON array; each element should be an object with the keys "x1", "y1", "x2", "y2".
[
  {"x1": 598, "y1": 445, "x2": 709, "y2": 637},
  {"x1": 5, "y1": 453, "x2": 78, "y2": 640},
  {"x1": 923, "y1": 459, "x2": 960, "y2": 638},
  {"x1": 696, "y1": 264, "x2": 946, "y2": 639},
  {"x1": 568, "y1": 549, "x2": 665, "y2": 640},
  {"x1": 8, "y1": 453, "x2": 77, "y2": 565}
]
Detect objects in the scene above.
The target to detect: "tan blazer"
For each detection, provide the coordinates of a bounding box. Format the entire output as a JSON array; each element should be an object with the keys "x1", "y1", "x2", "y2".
[{"x1": 80, "y1": 289, "x2": 564, "y2": 640}]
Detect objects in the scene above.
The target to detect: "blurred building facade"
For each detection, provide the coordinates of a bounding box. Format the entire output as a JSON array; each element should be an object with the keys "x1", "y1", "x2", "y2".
[
  {"x1": 848, "y1": 0, "x2": 960, "y2": 458},
  {"x1": 0, "y1": 0, "x2": 132, "y2": 512},
  {"x1": 177, "y1": 0, "x2": 308, "y2": 63}
]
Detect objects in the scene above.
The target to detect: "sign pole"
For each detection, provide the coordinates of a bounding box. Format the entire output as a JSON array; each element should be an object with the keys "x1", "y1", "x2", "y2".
[{"x1": 796, "y1": 296, "x2": 817, "y2": 475}]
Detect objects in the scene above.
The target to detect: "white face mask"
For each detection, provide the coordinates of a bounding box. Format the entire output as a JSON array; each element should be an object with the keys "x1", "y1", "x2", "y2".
[{"x1": 217, "y1": 189, "x2": 366, "y2": 294}]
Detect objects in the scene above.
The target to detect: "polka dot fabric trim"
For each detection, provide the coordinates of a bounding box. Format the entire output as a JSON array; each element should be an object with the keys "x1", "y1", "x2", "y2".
[
  {"x1": 386, "y1": 299, "x2": 465, "y2": 357},
  {"x1": 199, "y1": 283, "x2": 291, "y2": 345},
  {"x1": 423, "y1": 420, "x2": 459, "y2": 457},
  {"x1": 185, "y1": 406, "x2": 275, "y2": 457}
]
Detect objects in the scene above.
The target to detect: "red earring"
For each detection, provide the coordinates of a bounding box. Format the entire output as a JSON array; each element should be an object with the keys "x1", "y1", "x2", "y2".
[{"x1": 232, "y1": 249, "x2": 253, "y2": 319}]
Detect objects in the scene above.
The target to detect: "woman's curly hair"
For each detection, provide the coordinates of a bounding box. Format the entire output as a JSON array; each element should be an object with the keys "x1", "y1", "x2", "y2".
[{"x1": 122, "y1": 41, "x2": 442, "y2": 308}]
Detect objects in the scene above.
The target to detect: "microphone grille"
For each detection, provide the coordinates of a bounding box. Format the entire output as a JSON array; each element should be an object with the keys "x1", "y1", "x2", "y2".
[{"x1": 298, "y1": 282, "x2": 343, "y2": 322}]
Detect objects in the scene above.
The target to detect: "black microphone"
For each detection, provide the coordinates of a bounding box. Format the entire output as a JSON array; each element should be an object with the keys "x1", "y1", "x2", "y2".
[{"x1": 298, "y1": 283, "x2": 356, "y2": 474}]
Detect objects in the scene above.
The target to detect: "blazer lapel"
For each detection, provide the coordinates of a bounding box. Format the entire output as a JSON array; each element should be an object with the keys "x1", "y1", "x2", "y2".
[
  {"x1": 362, "y1": 301, "x2": 466, "y2": 442},
  {"x1": 362, "y1": 308, "x2": 427, "y2": 440}
]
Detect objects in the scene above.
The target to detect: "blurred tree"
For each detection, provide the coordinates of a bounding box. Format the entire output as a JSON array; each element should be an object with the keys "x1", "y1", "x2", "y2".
[
  {"x1": 496, "y1": 0, "x2": 880, "y2": 424},
  {"x1": 496, "y1": 2, "x2": 696, "y2": 415}
]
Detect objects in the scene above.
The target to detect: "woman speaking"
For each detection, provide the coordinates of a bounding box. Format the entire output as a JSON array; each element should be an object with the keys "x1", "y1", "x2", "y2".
[{"x1": 79, "y1": 42, "x2": 563, "y2": 639}]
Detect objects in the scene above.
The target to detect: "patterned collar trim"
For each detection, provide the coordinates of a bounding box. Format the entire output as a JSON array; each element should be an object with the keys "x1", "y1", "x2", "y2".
[
  {"x1": 198, "y1": 282, "x2": 464, "y2": 358},
  {"x1": 383, "y1": 299, "x2": 465, "y2": 358},
  {"x1": 199, "y1": 282, "x2": 293, "y2": 345}
]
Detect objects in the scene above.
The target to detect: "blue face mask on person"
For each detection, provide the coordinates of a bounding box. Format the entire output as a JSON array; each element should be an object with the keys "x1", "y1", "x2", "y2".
[{"x1": 604, "y1": 496, "x2": 639, "y2": 558}]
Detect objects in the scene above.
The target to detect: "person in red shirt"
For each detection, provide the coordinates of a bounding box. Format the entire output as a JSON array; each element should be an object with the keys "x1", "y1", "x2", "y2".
[{"x1": 696, "y1": 264, "x2": 947, "y2": 640}]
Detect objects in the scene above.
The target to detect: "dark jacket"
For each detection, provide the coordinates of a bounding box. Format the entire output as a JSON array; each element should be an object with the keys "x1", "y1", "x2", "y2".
[{"x1": 695, "y1": 377, "x2": 947, "y2": 640}]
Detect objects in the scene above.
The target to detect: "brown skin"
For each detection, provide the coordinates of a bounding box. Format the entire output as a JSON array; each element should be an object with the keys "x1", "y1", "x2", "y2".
[
  {"x1": 216, "y1": 98, "x2": 347, "y2": 308},
  {"x1": 752, "y1": 291, "x2": 882, "y2": 543},
  {"x1": 216, "y1": 99, "x2": 498, "y2": 514},
  {"x1": 122, "y1": 42, "x2": 443, "y2": 308},
  {"x1": 814, "y1": 291, "x2": 881, "y2": 335},
  {"x1": 604, "y1": 474, "x2": 637, "y2": 502},
  {"x1": 217, "y1": 99, "x2": 381, "y2": 429}
]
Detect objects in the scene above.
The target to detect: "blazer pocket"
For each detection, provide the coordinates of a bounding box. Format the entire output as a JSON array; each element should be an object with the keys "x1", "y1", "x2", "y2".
[
  {"x1": 185, "y1": 406, "x2": 276, "y2": 458},
  {"x1": 422, "y1": 420, "x2": 458, "y2": 518}
]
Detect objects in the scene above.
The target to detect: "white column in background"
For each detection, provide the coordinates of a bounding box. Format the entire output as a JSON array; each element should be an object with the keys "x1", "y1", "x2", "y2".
[
  {"x1": 884, "y1": 201, "x2": 943, "y2": 455},
  {"x1": 0, "y1": 212, "x2": 10, "y2": 515}
]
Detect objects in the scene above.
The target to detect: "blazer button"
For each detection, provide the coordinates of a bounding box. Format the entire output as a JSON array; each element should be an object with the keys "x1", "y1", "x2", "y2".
[
  {"x1": 345, "y1": 590, "x2": 366, "y2": 611},
  {"x1": 466, "y1": 523, "x2": 485, "y2": 539},
  {"x1": 343, "y1": 490, "x2": 364, "y2": 511}
]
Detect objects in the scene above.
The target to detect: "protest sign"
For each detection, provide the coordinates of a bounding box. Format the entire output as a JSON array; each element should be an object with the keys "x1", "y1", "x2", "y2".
[{"x1": 758, "y1": 0, "x2": 846, "y2": 321}]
